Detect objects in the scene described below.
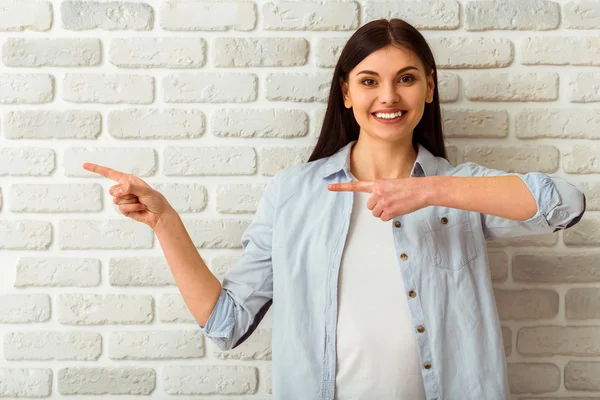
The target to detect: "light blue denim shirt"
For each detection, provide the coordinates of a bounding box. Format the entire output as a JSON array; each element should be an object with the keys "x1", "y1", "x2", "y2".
[{"x1": 199, "y1": 140, "x2": 586, "y2": 400}]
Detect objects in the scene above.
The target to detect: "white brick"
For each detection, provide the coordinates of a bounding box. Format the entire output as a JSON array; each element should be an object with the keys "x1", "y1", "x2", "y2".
[
  {"x1": 61, "y1": 1, "x2": 153, "y2": 31},
  {"x1": 210, "y1": 255, "x2": 238, "y2": 282},
  {"x1": 109, "y1": 331, "x2": 204, "y2": 359},
  {"x1": 58, "y1": 220, "x2": 154, "y2": 250},
  {"x1": 563, "y1": 144, "x2": 600, "y2": 173},
  {"x1": 513, "y1": 253, "x2": 600, "y2": 283},
  {"x1": 211, "y1": 109, "x2": 308, "y2": 138},
  {"x1": 565, "y1": 288, "x2": 600, "y2": 320},
  {"x1": 0, "y1": 74, "x2": 53, "y2": 104},
  {"x1": 569, "y1": 73, "x2": 600, "y2": 102},
  {"x1": 464, "y1": 145, "x2": 559, "y2": 173},
  {"x1": 502, "y1": 326, "x2": 512, "y2": 356},
  {"x1": 259, "y1": 146, "x2": 313, "y2": 176},
  {"x1": 64, "y1": 147, "x2": 156, "y2": 177},
  {"x1": 494, "y1": 289, "x2": 559, "y2": 320},
  {"x1": 15, "y1": 257, "x2": 100, "y2": 287},
  {"x1": 62, "y1": 73, "x2": 154, "y2": 104},
  {"x1": 109, "y1": 38, "x2": 205, "y2": 68},
  {"x1": 465, "y1": 0, "x2": 559, "y2": 31},
  {"x1": 486, "y1": 232, "x2": 558, "y2": 248},
  {"x1": 2, "y1": 38, "x2": 100, "y2": 66},
  {"x1": 163, "y1": 73, "x2": 257, "y2": 103},
  {"x1": 579, "y1": 181, "x2": 600, "y2": 210},
  {"x1": 364, "y1": 0, "x2": 460, "y2": 28},
  {"x1": 163, "y1": 365, "x2": 258, "y2": 395},
  {"x1": 263, "y1": 1, "x2": 359, "y2": 31},
  {"x1": 182, "y1": 219, "x2": 250, "y2": 248},
  {"x1": 487, "y1": 250, "x2": 508, "y2": 282},
  {"x1": 442, "y1": 109, "x2": 508, "y2": 138},
  {"x1": 0, "y1": 369, "x2": 52, "y2": 397},
  {"x1": 564, "y1": 0, "x2": 600, "y2": 28},
  {"x1": 158, "y1": 294, "x2": 194, "y2": 323},
  {"x1": 446, "y1": 145, "x2": 459, "y2": 165},
  {"x1": 315, "y1": 36, "x2": 350, "y2": 67},
  {"x1": 109, "y1": 256, "x2": 175, "y2": 286},
  {"x1": 160, "y1": 0, "x2": 256, "y2": 31},
  {"x1": 266, "y1": 73, "x2": 330, "y2": 102},
  {"x1": 507, "y1": 363, "x2": 560, "y2": 393},
  {"x1": 0, "y1": 0, "x2": 52, "y2": 31},
  {"x1": 163, "y1": 146, "x2": 256, "y2": 176},
  {"x1": 264, "y1": 365, "x2": 272, "y2": 394},
  {"x1": 517, "y1": 326, "x2": 600, "y2": 356},
  {"x1": 0, "y1": 221, "x2": 51, "y2": 250},
  {"x1": 58, "y1": 367, "x2": 155, "y2": 395},
  {"x1": 4, "y1": 110, "x2": 101, "y2": 139},
  {"x1": 521, "y1": 36, "x2": 600, "y2": 66},
  {"x1": 9, "y1": 184, "x2": 102, "y2": 212},
  {"x1": 311, "y1": 107, "x2": 326, "y2": 137},
  {"x1": 0, "y1": 148, "x2": 54, "y2": 176},
  {"x1": 4, "y1": 331, "x2": 101, "y2": 360},
  {"x1": 430, "y1": 37, "x2": 513, "y2": 68},
  {"x1": 564, "y1": 217, "x2": 600, "y2": 246},
  {"x1": 565, "y1": 362, "x2": 600, "y2": 390},
  {"x1": 213, "y1": 37, "x2": 308, "y2": 67},
  {"x1": 151, "y1": 183, "x2": 207, "y2": 213},
  {"x1": 108, "y1": 108, "x2": 205, "y2": 139},
  {"x1": 214, "y1": 328, "x2": 271, "y2": 360},
  {"x1": 216, "y1": 183, "x2": 266, "y2": 213},
  {"x1": 465, "y1": 72, "x2": 558, "y2": 101},
  {"x1": 0, "y1": 294, "x2": 50, "y2": 323},
  {"x1": 57, "y1": 294, "x2": 153, "y2": 325},
  {"x1": 437, "y1": 72, "x2": 459, "y2": 102},
  {"x1": 516, "y1": 108, "x2": 600, "y2": 139}
]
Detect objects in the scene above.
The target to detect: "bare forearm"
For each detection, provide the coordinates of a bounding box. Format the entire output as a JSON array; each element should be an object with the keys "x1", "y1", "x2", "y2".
[
  {"x1": 154, "y1": 208, "x2": 222, "y2": 327},
  {"x1": 425, "y1": 175, "x2": 538, "y2": 221}
]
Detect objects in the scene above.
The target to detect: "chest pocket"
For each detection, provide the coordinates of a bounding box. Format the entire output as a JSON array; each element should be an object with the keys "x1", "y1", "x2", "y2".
[{"x1": 420, "y1": 210, "x2": 477, "y2": 271}]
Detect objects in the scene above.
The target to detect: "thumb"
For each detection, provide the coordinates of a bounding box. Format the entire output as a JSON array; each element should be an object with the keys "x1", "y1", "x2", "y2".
[{"x1": 117, "y1": 181, "x2": 153, "y2": 198}]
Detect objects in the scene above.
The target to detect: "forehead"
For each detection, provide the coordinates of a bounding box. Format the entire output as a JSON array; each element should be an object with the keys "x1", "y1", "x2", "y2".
[{"x1": 350, "y1": 45, "x2": 422, "y2": 76}]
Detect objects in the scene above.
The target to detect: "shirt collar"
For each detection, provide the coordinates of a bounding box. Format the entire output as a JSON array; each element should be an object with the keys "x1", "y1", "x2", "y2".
[{"x1": 320, "y1": 140, "x2": 439, "y2": 179}]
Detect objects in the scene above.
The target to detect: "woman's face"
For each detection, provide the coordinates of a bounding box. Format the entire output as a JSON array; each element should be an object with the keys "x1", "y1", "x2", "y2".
[{"x1": 341, "y1": 44, "x2": 435, "y2": 142}]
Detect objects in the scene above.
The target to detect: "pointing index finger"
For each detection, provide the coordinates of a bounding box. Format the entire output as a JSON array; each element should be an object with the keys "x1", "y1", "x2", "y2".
[
  {"x1": 328, "y1": 181, "x2": 373, "y2": 193},
  {"x1": 82, "y1": 163, "x2": 127, "y2": 182}
]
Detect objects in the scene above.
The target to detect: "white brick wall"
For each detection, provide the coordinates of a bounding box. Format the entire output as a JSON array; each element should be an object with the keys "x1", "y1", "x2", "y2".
[{"x1": 0, "y1": 0, "x2": 598, "y2": 398}]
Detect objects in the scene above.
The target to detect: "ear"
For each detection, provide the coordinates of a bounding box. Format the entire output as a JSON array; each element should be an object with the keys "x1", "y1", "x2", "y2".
[
  {"x1": 425, "y1": 70, "x2": 435, "y2": 104},
  {"x1": 340, "y1": 78, "x2": 352, "y2": 109}
]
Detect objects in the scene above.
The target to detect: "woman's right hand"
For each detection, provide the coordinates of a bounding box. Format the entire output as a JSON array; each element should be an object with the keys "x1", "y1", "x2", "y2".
[{"x1": 82, "y1": 162, "x2": 173, "y2": 230}]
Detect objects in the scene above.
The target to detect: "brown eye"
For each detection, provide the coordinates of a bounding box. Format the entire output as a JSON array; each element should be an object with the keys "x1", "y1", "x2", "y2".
[
  {"x1": 400, "y1": 75, "x2": 415, "y2": 83},
  {"x1": 361, "y1": 78, "x2": 375, "y2": 86}
]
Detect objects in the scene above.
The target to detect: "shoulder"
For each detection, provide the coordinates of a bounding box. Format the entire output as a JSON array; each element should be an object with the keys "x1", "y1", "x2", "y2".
[{"x1": 274, "y1": 156, "x2": 329, "y2": 187}]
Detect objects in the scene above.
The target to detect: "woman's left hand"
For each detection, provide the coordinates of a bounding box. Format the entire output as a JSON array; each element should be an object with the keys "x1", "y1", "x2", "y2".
[{"x1": 328, "y1": 178, "x2": 431, "y2": 221}]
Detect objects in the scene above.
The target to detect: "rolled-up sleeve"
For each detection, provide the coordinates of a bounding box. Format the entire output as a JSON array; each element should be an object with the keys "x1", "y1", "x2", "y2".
[
  {"x1": 198, "y1": 171, "x2": 280, "y2": 350},
  {"x1": 465, "y1": 162, "x2": 586, "y2": 240}
]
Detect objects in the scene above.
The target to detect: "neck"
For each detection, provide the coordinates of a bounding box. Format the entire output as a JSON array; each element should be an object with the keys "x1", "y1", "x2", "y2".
[{"x1": 349, "y1": 134, "x2": 418, "y2": 181}]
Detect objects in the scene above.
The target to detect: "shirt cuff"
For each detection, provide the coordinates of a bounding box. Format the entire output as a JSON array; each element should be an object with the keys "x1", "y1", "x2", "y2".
[{"x1": 198, "y1": 288, "x2": 235, "y2": 340}]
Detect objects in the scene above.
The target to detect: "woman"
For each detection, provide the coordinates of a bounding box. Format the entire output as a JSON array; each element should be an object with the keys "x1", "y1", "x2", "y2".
[{"x1": 84, "y1": 19, "x2": 586, "y2": 400}]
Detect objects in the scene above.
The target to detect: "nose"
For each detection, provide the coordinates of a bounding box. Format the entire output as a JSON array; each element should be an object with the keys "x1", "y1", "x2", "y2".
[{"x1": 379, "y1": 82, "x2": 400, "y2": 104}]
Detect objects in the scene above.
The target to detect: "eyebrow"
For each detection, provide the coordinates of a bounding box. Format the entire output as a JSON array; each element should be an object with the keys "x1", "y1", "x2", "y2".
[{"x1": 356, "y1": 66, "x2": 419, "y2": 76}]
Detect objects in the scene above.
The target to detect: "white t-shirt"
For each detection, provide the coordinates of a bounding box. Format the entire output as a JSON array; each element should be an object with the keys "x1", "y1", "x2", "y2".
[{"x1": 335, "y1": 171, "x2": 427, "y2": 400}]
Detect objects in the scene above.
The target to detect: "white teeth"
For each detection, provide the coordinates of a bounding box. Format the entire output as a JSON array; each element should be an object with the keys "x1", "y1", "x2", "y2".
[{"x1": 374, "y1": 111, "x2": 404, "y2": 119}]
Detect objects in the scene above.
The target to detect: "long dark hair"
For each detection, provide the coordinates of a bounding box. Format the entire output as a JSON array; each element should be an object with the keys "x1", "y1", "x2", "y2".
[{"x1": 307, "y1": 18, "x2": 447, "y2": 163}]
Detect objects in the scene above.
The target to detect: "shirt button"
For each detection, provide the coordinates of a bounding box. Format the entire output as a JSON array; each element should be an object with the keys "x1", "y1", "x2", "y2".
[
  {"x1": 400, "y1": 253, "x2": 408, "y2": 261},
  {"x1": 441, "y1": 217, "x2": 448, "y2": 224},
  {"x1": 394, "y1": 220, "x2": 401, "y2": 228},
  {"x1": 417, "y1": 325, "x2": 425, "y2": 333},
  {"x1": 409, "y1": 290, "x2": 416, "y2": 298},
  {"x1": 424, "y1": 361, "x2": 432, "y2": 369}
]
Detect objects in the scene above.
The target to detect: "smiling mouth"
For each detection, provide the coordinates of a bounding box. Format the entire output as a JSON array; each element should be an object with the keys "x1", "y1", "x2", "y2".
[{"x1": 371, "y1": 111, "x2": 407, "y2": 121}]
